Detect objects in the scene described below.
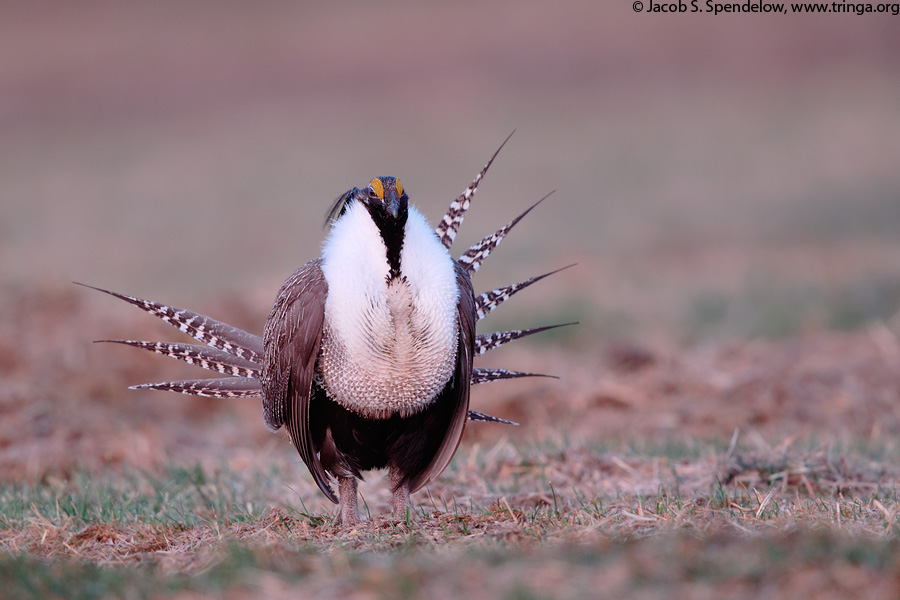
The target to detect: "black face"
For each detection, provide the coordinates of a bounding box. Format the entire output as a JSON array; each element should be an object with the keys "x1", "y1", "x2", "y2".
[
  {"x1": 325, "y1": 177, "x2": 410, "y2": 280},
  {"x1": 325, "y1": 176, "x2": 409, "y2": 227},
  {"x1": 364, "y1": 177, "x2": 408, "y2": 280},
  {"x1": 363, "y1": 176, "x2": 408, "y2": 222}
]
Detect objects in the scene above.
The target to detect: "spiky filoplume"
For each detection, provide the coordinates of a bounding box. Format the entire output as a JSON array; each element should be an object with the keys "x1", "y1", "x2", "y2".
[
  {"x1": 79, "y1": 284, "x2": 263, "y2": 364},
  {"x1": 467, "y1": 410, "x2": 518, "y2": 425},
  {"x1": 474, "y1": 323, "x2": 576, "y2": 356},
  {"x1": 434, "y1": 131, "x2": 515, "y2": 249},
  {"x1": 474, "y1": 264, "x2": 575, "y2": 321},
  {"x1": 458, "y1": 193, "x2": 551, "y2": 276},
  {"x1": 131, "y1": 377, "x2": 263, "y2": 398},
  {"x1": 86, "y1": 138, "x2": 571, "y2": 522},
  {"x1": 471, "y1": 368, "x2": 557, "y2": 385},
  {"x1": 99, "y1": 340, "x2": 261, "y2": 378}
]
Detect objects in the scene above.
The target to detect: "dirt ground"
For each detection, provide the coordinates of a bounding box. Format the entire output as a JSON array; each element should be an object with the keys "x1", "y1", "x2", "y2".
[
  {"x1": 3, "y1": 278, "x2": 900, "y2": 500},
  {"x1": 4, "y1": 279, "x2": 900, "y2": 599}
]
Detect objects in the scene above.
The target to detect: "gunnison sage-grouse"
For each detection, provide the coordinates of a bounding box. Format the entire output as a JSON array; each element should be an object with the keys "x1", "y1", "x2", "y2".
[{"x1": 83, "y1": 138, "x2": 573, "y2": 525}]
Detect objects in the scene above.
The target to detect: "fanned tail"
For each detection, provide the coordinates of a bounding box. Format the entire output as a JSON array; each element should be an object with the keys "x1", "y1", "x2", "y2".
[
  {"x1": 76, "y1": 283, "x2": 263, "y2": 363},
  {"x1": 467, "y1": 410, "x2": 518, "y2": 426},
  {"x1": 97, "y1": 340, "x2": 261, "y2": 379},
  {"x1": 130, "y1": 377, "x2": 263, "y2": 398},
  {"x1": 82, "y1": 139, "x2": 573, "y2": 430},
  {"x1": 458, "y1": 192, "x2": 552, "y2": 276},
  {"x1": 475, "y1": 322, "x2": 577, "y2": 356},
  {"x1": 435, "y1": 131, "x2": 515, "y2": 249},
  {"x1": 81, "y1": 282, "x2": 265, "y2": 398},
  {"x1": 474, "y1": 264, "x2": 576, "y2": 321},
  {"x1": 471, "y1": 368, "x2": 557, "y2": 385}
]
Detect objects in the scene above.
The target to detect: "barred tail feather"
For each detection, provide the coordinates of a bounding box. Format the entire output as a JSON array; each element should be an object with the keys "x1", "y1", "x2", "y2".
[
  {"x1": 97, "y1": 340, "x2": 261, "y2": 379},
  {"x1": 475, "y1": 322, "x2": 577, "y2": 356},
  {"x1": 467, "y1": 410, "x2": 518, "y2": 426},
  {"x1": 458, "y1": 192, "x2": 552, "y2": 276},
  {"x1": 435, "y1": 131, "x2": 515, "y2": 249},
  {"x1": 76, "y1": 283, "x2": 264, "y2": 363},
  {"x1": 475, "y1": 264, "x2": 576, "y2": 320},
  {"x1": 130, "y1": 377, "x2": 263, "y2": 398},
  {"x1": 471, "y1": 368, "x2": 557, "y2": 385}
]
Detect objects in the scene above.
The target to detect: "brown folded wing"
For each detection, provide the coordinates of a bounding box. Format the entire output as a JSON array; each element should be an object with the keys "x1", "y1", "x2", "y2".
[{"x1": 261, "y1": 259, "x2": 336, "y2": 502}]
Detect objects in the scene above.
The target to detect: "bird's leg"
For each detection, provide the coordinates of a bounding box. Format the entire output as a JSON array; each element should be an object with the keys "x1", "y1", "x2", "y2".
[
  {"x1": 338, "y1": 476, "x2": 360, "y2": 526},
  {"x1": 389, "y1": 467, "x2": 411, "y2": 521}
]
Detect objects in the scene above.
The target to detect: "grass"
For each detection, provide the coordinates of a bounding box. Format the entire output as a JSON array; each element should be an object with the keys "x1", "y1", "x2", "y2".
[
  {"x1": 0, "y1": 465, "x2": 268, "y2": 530},
  {"x1": 4, "y1": 440, "x2": 900, "y2": 598},
  {"x1": 6, "y1": 524, "x2": 900, "y2": 600},
  {"x1": 6, "y1": 277, "x2": 900, "y2": 599}
]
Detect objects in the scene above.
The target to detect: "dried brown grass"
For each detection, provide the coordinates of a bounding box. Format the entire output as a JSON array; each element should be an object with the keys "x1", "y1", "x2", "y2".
[{"x1": 3, "y1": 283, "x2": 900, "y2": 597}]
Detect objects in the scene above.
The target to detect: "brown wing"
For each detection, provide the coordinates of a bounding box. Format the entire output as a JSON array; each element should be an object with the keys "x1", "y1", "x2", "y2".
[
  {"x1": 408, "y1": 260, "x2": 476, "y2": 493},
  {"x1": 261, "y1": 259, "x2": 336, "y2": 502}
]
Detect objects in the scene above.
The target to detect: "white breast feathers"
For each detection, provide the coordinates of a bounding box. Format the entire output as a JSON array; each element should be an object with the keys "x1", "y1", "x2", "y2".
[{"x1": 319, "y1": 202, "x2": 460, "y2": 419}]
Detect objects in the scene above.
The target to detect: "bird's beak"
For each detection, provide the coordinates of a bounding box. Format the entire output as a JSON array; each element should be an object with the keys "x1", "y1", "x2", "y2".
[{"x1": 385, "y1": 191, "x2": 401, "y2": 220}]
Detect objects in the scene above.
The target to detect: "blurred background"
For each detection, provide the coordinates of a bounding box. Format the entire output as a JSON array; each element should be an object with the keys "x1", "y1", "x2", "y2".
[{"x1": 3, "y1": 1, "x2": 900, "y2": 344}]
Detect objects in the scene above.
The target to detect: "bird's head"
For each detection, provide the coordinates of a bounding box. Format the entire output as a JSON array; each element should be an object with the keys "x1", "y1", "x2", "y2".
[
  {"x1": 363, "y1": 176, "x2": 408, "y2": 222},
  {"x1": 326, "y1": 176, "x2": 409, "y2": 228}
]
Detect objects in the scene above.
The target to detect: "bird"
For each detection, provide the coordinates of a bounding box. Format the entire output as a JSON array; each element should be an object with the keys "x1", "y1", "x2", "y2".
[{"x1": 83, "y1": 136, "x2": 573, "y2": 525}]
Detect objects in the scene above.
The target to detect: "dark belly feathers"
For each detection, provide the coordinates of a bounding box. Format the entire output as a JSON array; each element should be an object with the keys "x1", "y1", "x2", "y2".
[{"x1": 311, "y1": 372, "x2": 464, "y2": 489}]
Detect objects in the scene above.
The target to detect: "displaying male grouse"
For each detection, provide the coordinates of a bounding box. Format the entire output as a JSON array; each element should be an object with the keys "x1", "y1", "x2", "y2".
[{"x1": 85, "y1": 140, "x2": 572, "y2": 525}]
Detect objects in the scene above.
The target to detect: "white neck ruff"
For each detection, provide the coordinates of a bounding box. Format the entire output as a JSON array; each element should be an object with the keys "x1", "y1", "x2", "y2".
[{"x1": 319, "y1": 202, "x2": 460, "y2": 418}]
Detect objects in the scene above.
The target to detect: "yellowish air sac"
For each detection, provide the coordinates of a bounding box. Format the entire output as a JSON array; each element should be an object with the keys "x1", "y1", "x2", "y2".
[{"x1": 369, "y1": 178, "x2": 384, "y2": 200}]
